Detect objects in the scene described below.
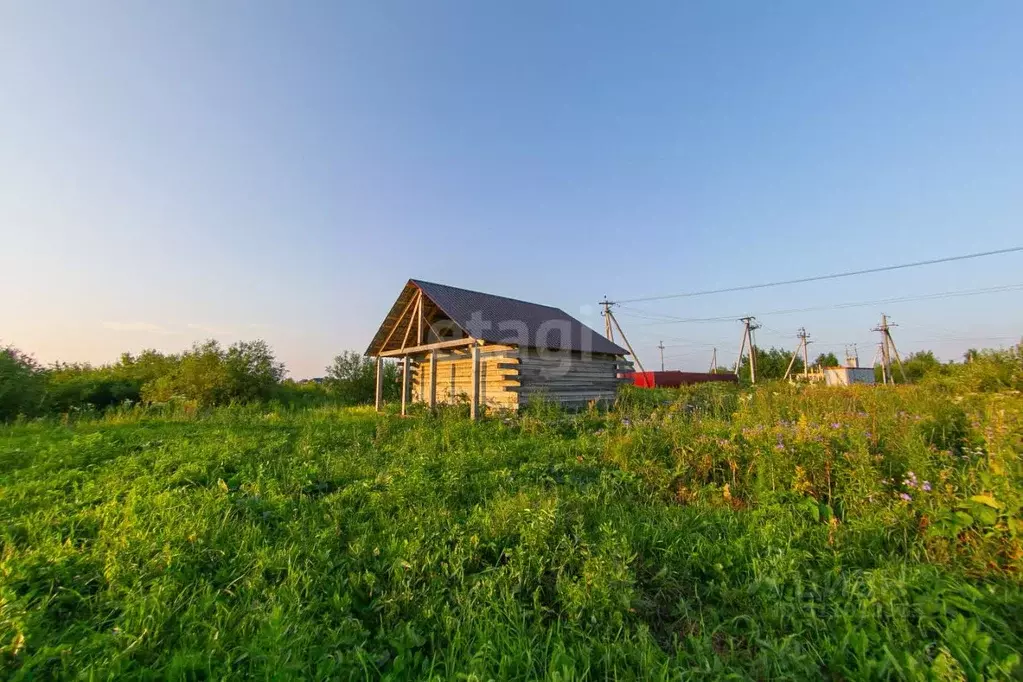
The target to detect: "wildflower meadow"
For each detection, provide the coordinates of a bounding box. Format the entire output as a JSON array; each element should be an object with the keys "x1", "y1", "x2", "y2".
[{"x1": 1, "y1": 380, "x2": 1021, "y2": 679}]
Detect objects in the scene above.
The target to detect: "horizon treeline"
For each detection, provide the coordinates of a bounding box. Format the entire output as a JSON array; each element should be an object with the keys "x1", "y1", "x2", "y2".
[
  {"x1": 0, "y1": 340, "x2": 399, "y2": 421},
  {"x1": 1, "y1": 338, "x2": 1021, "y2": 422}
]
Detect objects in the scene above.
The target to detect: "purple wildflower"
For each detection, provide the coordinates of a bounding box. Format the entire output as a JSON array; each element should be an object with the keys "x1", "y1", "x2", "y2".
[
  {"x1": 864, "y1": 431, "x2": 872, "y2": 439},
  {"x1": 922, "y1": 481, "x2": 932, "y2": 492},
  {"x1": 775, "y1": 443, "x2": 785, "y2": 451},
  {"x1": 831, "y1": 422, "x2": 841, "y2": 429},
  {"x1": 900, "y1": 493, "x2": 912, "y2": 501}
]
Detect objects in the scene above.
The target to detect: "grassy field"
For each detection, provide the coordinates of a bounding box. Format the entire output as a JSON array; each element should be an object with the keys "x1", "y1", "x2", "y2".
[{"x1": 1, "y1": 384, "x2": 1021, "y2": 680}]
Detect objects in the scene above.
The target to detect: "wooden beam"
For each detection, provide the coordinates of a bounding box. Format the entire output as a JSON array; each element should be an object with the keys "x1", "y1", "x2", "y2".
[
  {"x1": 429, "y1": 349, "x2": 437, "y2": 411},
  {"x1": 417, "y1": 294, "x2": 424, "y2": 345},
  {"x1": 374, "y1": 356, "x2": 383, "y2": 412},
  {"x1": 400, "y1": 291, "x2": 421, "y2": 352},
  {"x1": 470, "y1": 343, "x2": 481, "y2": 421},
  {"x1": 378, "y1": 337, "x2": 476, "y2": 357},
  {"x1": 425, "y1": 319, "x2": 441, "y2": 343},
  {"x1": 401, "y1": 357, "x2": 410, "y2": 416},
  {"x1": 379, "y1": 291, "x2": 420, "y2": 353}
]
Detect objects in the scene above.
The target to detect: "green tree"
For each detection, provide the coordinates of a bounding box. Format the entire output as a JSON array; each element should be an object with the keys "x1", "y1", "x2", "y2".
[
  {"x1": 873, "y1": 349, "x2": 948, "y2": 384},
  {"x1": 45, "y1": 350, "x2": 182, "y2": 412},
  {"x1": 225, "y1": 340, "x2": 287, "y2": 401},
  {"x1": 116, "y1": 350, "x2": 180, "y2": 385},
  {"x1": 814, "y1": 352, "x2": 840, "y2": 368},
  {"x1": 897, "y1": 350, "x2": 944, "y2": 383},
  {"x1": 141, "y1": 339, "x2": 286, "y2": 406},
  {"x1": 0, "y1": 345, "x2": 47, "y2": 420},
  {"x1": 47, "y1": 362, "x2": 140, "y2": 411},
  {"x1": 737, "y1": 346, "x2": 802, "y2": 381},
  {"x1": 326, "y1": 352, "x2": 399, "y2": 405}
]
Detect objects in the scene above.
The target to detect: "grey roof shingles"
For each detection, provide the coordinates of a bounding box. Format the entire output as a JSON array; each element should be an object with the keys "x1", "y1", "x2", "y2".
[{"x1": 366, "y1": 279, "x2": 627, "y2": 356}]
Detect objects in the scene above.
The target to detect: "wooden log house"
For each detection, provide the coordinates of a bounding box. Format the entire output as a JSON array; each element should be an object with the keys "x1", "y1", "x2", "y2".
[{"x1": 365, "y1": 279, "x2": 632, "y2": 417}]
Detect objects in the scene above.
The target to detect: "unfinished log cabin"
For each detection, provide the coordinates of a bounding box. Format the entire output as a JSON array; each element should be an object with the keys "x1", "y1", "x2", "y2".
[{"x1": 365, "y1": 279, "x2": 631, "y2": 416}]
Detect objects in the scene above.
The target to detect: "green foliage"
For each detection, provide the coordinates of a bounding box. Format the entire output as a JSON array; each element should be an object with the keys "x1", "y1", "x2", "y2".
[
  {"x1": 737, "y1": 346, "x2": 802, "y2": 381},
  {"x1": 46, "y1": 361, "x2": 146, "y2": 412},
  {"x1": 141, "y1": 340, "x2": 285, "y2": 406},
  {"x1": 45, "y1": 349, "x2": 187, "y2": 413},
  {"x1": 900, "y1": 350, "x2": 944, "y2": 382},
  {"x1": 873, "y1": 343, "x2": 1023, "y2": 389},
  {"x1": 324, "y1": 351, "x2": 399, "y2": 405},
  {"x1": 814, "y1": 351, "x2": 839, "y2": 367},
  {"x1": 46, "y1": 350, "x2": 184, "y2": 412},
  {"x1": 877, "y1": 350, "x2": 949, "y2": 384},
  {"x1": 3, "y1": 340, "x2": 408, "y2": 419},
  {"x1": 0, "y1": 346, "x2": 46, "y2": 421},
  {"x1": 1, "y1": 381, "x2": 1021, "y2": 678},
  {"x1": 940, "y1": 343, "x2": 1023, "y2": 392}
]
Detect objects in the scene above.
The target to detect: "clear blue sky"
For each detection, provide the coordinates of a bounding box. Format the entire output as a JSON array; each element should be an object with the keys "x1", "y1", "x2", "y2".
[{"x1": 3, "y1": 1, "x2": 1021, "y2": 377}]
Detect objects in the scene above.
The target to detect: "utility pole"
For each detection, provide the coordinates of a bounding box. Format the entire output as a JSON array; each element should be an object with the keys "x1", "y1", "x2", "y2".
[
  {"x1": 873, "y1": 342, "x2": 886, "y2": 384},
  {"x1": 709, "y1": 347, "x2": 718, "y2": 374},
  {"x1": 802, "y1": 328, "x2": 810, "y2": 376},
  {"x1": 872, "y1": 313, "x2": 907, "y2": 384},
  {"x1": 597, "y1": 298, "x2": 646, "y2": 374},
  {"x1": 735, "y1": 316, "x2": 761, "y2": 383},
  {"x1": 658, "y1": 341, "x2": 665, "y2": 372},
  {"x1": 599, "y1": 298, "x2": 615, "y2": 342},
  {"x1": 783, "y1": 327, "x2": 812, "y2": 380}
]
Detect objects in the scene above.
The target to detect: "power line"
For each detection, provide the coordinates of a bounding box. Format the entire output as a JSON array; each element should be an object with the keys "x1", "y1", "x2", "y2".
[
  {"x1": 616, "y1": 246, "x2": 1023, "y2": 304},
  {"x1": 627, "y1": 282, "x2": 1023, "y2": 326}
]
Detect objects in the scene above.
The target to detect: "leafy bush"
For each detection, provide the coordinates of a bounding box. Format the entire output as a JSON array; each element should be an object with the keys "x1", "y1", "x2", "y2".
[
  {"x1": 141, "y1": 340, "x2": 285, "y2": 406},
  {"x1": 0, "y1": 345, "x2": 47, "y2": 420},
  {"x1": 919, "y1": 342, "x2": 1023, "y2": 393},
  {"x1": 324, "y1": 351, "x2": 399, "y2": 405},
  {"x1": 46, "y1": 363, "x2": 143, "y2": 411}
]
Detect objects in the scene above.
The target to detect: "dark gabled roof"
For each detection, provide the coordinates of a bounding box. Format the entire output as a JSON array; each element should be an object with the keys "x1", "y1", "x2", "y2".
[{"x1": 365, "y1": 279, "x2": 627, "y2": 356}]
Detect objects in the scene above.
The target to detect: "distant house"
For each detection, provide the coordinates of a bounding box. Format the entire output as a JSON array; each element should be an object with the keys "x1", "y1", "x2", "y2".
[
  {"x1": 365, "y1": 279, "x2": 631, "y2": 416},
  {"x1": 823, "y1": 366, "x2": 875, "y2": 386}
]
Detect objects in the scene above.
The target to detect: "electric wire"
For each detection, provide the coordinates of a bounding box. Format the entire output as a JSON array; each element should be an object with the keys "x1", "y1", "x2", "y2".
[
  {"x1": 615, "y1": 246, "x2": 1023, "y2": 304},
  {"x1": 621, "y1": 283, "x2": 1023, "y2": 326}
]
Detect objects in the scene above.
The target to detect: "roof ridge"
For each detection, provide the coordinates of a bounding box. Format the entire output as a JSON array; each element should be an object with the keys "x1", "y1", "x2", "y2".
[{"x1": 411, "y1": 278, "x2": 564, "y2": 312}]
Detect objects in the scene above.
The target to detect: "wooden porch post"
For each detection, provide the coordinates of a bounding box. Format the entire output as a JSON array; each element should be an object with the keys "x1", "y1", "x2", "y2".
[
  {"x1": 374, "y1": 356, "x2": 383, "y2": 412},
  {"x1": 470, "y1": 344, "x2": 481, "y2": 421},
  {"x1": 417, "y1": 295, "x2": 424, "y2": 345},
  {"x1": 401, "y1": 356, "x2": 409, "y2": 416},
  {"x1": 429, "y1": 349, "x2": 438, "y2": 411}
]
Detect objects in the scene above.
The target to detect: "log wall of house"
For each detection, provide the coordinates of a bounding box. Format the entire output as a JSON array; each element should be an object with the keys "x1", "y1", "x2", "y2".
[
  {"x1": 411, "y1": 345, "x2": 520, "y2": 409},
  {"x1": 516, "y1": 349, "x2": 625, "y2": 407},
  {"x1": 410, "y1": 345, "x2": 630, "y2": 410}
]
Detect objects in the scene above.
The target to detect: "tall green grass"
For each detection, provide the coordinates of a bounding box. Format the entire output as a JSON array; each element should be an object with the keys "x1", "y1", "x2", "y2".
[{"x1": 1, "y1": 384, "x2": 1021, "y2": 679}]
